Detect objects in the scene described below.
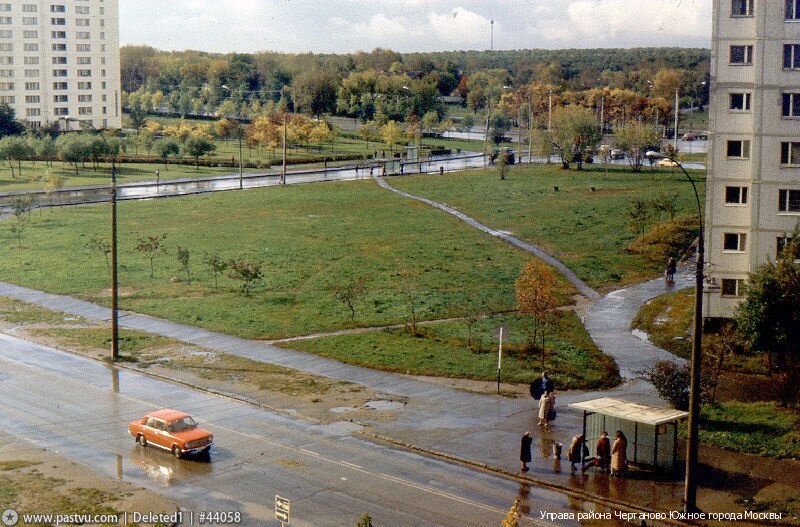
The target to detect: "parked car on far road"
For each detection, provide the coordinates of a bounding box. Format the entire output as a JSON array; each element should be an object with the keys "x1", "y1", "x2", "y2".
[{"x1": 657, "y1": 158, "x2": 680, "y2": 168}]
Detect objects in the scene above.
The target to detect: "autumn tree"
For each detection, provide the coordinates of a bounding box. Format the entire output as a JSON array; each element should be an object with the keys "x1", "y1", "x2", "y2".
[
  {"x1": 176, "y1": 246, "x2": 191, "y2": 280},
  {"x1": 515, "y1": 260, "x2": 561, "y2": 367},
  {"x1": 203, "y1": 252, "x2": 228, "y2": 289},
  {"x1": 227, "y1": 257, "x2": 263, "y2": 296},
  {"x1": 153, "y1": 138, "x2": 180, "y2": 169},
  {"x1": 333, "y1": 276, "x2": 367, "y2": 320},
  {"x1": 85, "y1": 236, "x2": 112, "y2": 269},
  {"x1": 380, "y1": 120, "x2": 404, "y2": 153},
  {"x1": 183, "y1": 135, "x2": 216, "y2": 168}
]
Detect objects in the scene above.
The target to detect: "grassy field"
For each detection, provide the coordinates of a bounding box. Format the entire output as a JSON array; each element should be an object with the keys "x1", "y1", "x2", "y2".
[
  {"x1": 281, "y1": 311, "x2": 620, "y2": 389},
  {"x1": 631, "y1": 289, "x2": 767, "y2": 374},
  {"x1": 0, "y1": 179, "x2": 561, "y2": 340},
  {"x1": 390, "y1": 163, "x2": 706, "y2": 291}
]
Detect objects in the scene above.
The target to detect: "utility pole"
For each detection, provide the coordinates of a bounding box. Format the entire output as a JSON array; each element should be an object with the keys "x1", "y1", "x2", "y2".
[
  {"x1": 483, "y1": 100, "x2": 491, "y2": 167},
  {"x1": 547, "y1": 90, "x2": 553, "y2": 132},
  {"x1": 238, "y1": 120, "x2": 243, "y2": 190},
  {"x1": 527, "y1": 96, "x2": 533, "y2": 163},
  {"x1": 281, "y1": 114, "x2": 287, "y2": 185},
  {"x1": 599, "y1": 96, "x2": 605, "y2": 135},
  {"x1": 490, "y1": 20, "x2": 494, "y2": 51},
  {"x1": 110, "y1": 157, "x2": 118, "y2": 362},
  {"x1": 674, "y1": 88, "x2": 680, "y2": 152}
]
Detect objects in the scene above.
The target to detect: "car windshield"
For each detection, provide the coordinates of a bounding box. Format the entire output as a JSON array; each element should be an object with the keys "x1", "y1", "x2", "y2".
[{"x1": 168, "y1": 416, "x2": 197, "y2": 433}]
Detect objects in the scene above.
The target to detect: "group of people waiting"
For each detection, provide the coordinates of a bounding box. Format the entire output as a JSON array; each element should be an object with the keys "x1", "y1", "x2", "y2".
[{"x1": 521, "y1": 372, "x2": 629, "y2": 476}]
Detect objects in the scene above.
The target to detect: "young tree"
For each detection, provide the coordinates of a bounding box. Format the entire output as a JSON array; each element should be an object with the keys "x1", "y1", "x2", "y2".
[
  {"x1": 380, "y1": 120, "x2": 404, "y2": 153},
  {"x1": 627, "y1": 199, "x2": 652, "y2": 238},
  {"x1": 184, "y1": 135, "x2": 216, "y2": 168},
  {"x1": 0, "y1": 136, "x2": 33, "y2": 179},
  {"x1": 227, "y1": 257, "x2": 263, "y2": 296},
  {"x1": 57, "y1": 133, "x2": 92, "y2": 177},
  {"x1": 496, "y1": 150, "x2": 509, "y2": 180},
  {"x1": 332, "y1": 276, "x2": 367, "y2": 320},
  {"x1": 735, "y1": 234, "x2": 800, "y2": 406},
  {"x1": 356, "y1": 514, "x2": 374, "y2": 527},
  {"x1": 8, "y1": 195, "x2": 36, "y2": 246},
  {"x1": 613, "y1": 121, "x2": 662, "y2": 172},
  {"x1": 515, "y1": 260, "x2": 561, "y2": 366},
  {"x1": 153, "y1": 138, "x2": 180, "y2": 169},
  {"x1": 176, "y1": 246, "x2": 191, "y2": 281},
  {"x1": 85, "y1": 236, "x2": 112, "y2": 269},
  {"x1": 134, "y1": 233, "x2": 168, "y2": 278},
  {"x1": 549, "y1": 105, "x2": 602, "y2": 170},
  {"x1": 203, "y1": 252, "x2": 228, "y2": 289}
]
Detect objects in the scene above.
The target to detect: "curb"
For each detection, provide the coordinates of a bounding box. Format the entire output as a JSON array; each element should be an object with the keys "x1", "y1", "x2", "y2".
[{"x1": 360, "y1": 431, "x2": 700, "y2": 527}]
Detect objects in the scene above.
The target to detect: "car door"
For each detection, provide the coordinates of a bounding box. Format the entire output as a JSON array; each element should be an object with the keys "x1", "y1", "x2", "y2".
[
  {"x1": 151, "y1": 419, "x2": 171, "y2": 448},
  {"x1": 141, "y1": 417, "x2": 159, "y2": 445}
]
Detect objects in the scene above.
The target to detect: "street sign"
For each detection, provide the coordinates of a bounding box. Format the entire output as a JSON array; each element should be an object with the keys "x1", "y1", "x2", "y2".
[{"x1": 275, "y1": 495, "x2": 290, "y2": 524}]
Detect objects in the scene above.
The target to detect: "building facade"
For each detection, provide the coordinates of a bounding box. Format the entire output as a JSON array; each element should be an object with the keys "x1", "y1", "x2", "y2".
[
  {"x1": 706, "y1": 0, "x2": 800, "y2": 319},
  {"x1": 0, "y1": 0, "x2": 120, "y2": 130}
]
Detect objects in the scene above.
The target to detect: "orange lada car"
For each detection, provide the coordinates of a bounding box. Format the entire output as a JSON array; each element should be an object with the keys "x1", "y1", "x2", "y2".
[{"x1": 129, "y1": 409, "x2": 213, "y2": 458}]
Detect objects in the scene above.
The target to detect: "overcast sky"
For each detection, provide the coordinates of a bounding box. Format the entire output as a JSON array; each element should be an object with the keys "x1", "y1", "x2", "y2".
[{"x1": 119, "y1": 0, "x2": 712, "y2": 54}]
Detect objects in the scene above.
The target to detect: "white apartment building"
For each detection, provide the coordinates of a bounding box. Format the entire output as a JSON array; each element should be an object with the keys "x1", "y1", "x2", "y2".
[
  {"x1": 705, "y1": 0, "x2": 800, "y2": 320},
  {"x1": 0, "y1": 0, "x2": 120, "y2": 130}
]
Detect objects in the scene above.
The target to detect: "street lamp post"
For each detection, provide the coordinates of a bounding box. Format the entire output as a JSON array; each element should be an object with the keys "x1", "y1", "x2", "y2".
[
  {"x1": 63, "y1": 117, "x2": 119, "y2": 361},
  {"x1": 646, "y1": 151, "x2": 703, "y2": 512}
]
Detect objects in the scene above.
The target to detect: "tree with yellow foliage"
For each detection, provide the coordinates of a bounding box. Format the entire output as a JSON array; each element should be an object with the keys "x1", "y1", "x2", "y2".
[{"x1": 515, "y1": 259, "x2": 561, "y2": 367}]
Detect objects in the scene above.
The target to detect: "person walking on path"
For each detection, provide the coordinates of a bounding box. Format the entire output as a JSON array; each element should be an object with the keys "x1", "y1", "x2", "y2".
[
  {"x1": 520, "y1": 431, "x2": 533, "y2": 472},
  {"x1": 611, "y1": 430, "x2": 628, "y2": 476},
  {"x1": 568, "y1": 433, "x2": 589, "y2": 473},
  {"x1": 596, "y1": 431, "x2": 611, "y2": 473},
  {"x1": 538, "y1": 390, "x2": 555, "y2": 428},
  {"x1": 665, "y1": 256, "x2": 676, "y2": 285}
]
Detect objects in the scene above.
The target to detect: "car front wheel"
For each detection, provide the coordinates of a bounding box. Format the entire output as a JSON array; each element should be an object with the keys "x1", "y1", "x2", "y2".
[
  {"x1": 172, "y1": 446, "x2": 182, "y2": 459},
  {"x1": 137, "y1": 435, "x2": 147, "y2": 447}
]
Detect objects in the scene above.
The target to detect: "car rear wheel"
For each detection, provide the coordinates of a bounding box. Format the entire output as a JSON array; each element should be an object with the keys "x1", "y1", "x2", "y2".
[
  {"x1": 137, "y1": 435, "x2": 147, "y2": 447},
  {"x1": 172, "y1": 445, "x2": 182, "y2": 459}
]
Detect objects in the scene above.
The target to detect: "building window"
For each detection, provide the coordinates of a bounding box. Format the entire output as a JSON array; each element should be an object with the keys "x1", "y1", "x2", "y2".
[
  {"x1": 781, "y1": 142, "x2": 800, "y2": 165},
  {"x1": 22, "y1": 4, "x2": 37, "y2": 12},
  {"x1": 783, "y1": 93, "x2": 800, "y2": 117},
  {"x1": 51, "y1": 31, "x2": 65, "y2": 38},
  {"x1": 785, "y1": 44, "x2": 800, "y2": 68},
  {"x1": 788, "y1": 0, "x2": 800, "y2": 19},
  {"x1": 78, "y1": 106, "x2": 92, "y2": 115},
  {"x1": 54, "y1": 107, "x2": 69, "y2": 116},
  {"x1": 22, "y1": 30, "x2": 37, "y2": 38},
  {"x1": 0, "y1": 95, "x2": 14, "y2": 104},
  {"x1": 0, "y1": 81, "x2": 12, "y2": 90},
  {"x1": 23, "y1": 69, "x2": 38, "y2": 77},
  {"x1": 732, "y1": 0, "x2": 754, "y2": 16},
  {"x1": 721, "y1": 279, "x2": 745, "y2": 297},
  {"x1": 725, "y1": 186, "x2": 748, "y2": 205},
  {"x1": 51, "y1": 56, "x2": 66, "y2": 64},
  {"x1": 76, "y1": 18, "x2": 89, "y2": 26},
  {"x1": 25, "y1": 95, "x2": 39, "y2": 103},
  {"x1": 777, "y1": 236, "x2": 800, "y2": 259},
  {"x1": 0, "y1": 30, "x2": 10, "y2": 38},
  {"x1": 724, "y1": 233, "x2": 747, "y2": 252},
  {"x1": 51, "y1": 43, "x2": 66, "y2": 51},
  {"x1": 24, "y1": 81, "x2": 39, "y2": 90},
  {"x1": 52, "y1": 81, "x2": 67, "y2": 90},
  {"x1": 0, "y1": 4, "x2": 10, "y2": 11},
  {"x1": 779, "y1": 189, "x2": 800, "y2": 212},
  {"x1": 0, "y1": 56, "x2": 11, "y2": 65},
  {"x1": 75, "y1": 6, "x2": 89, "y2": 14},
  {"x1": 78, "y1": 94, "x2": 92, "y2": 102},
  {"x1": 52, "y1": 69, "x2": 67, "y2": 77},
  {"x1": 50, "y1": 17, "x2": 65, "y2": 25},
  {"x1": 23, "y1": 43, "x2": 38, "y2": 51},
  {"x1": 76, "y1": 44, "x2": 91, "y2": 52},
  {"x1": 77, "y1": 69, "x2": 91, "y2": 77},
  {"x1": 0, "y1": 69, "x2": 13, "y2": 78},
  {"x1": 0, "y1": 17, "x2": 11, "y2": 25},
  {"x1": 23, "y1": 56, "x2": 38, "y2": 65},
  {"x1": 77, "y1": 57, "x2": 91, "y2": 65},
  {"x1": 0, "y1": 43, "x2": 10, "y2": 52},
  {"x1": 50, "y1": 5, "x2": 65, "y2": 13},
  {"x1": 25, "y1": 108, "x2": 40, "y2": 117},
  {"x1": 730, "y1": 45, "x2": 754, "y2": 65},
  {"x1": 22, "y1": 17, "x2": 37, "y2": 25},
  {"x1": 727, "y1": 140, "x2": 750, "y2": 158},
  {"x1": 77, "y1": 81, "x2": 91, "y2": 89},
  {"x1": 53, "y1": 94, "x2": 67, "y2": 102},
  {"x1": 76, "y1": 31, "x2": 90, "y2": 39}
]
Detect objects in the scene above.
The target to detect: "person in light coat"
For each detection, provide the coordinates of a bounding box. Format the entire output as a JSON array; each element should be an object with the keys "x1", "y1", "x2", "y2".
[
  {"x1": 538, "y1": 391, "x2": 555, "y2": 428},
  {"x1": 611, "y1": 430, "x2": 628, "y2": 476}
]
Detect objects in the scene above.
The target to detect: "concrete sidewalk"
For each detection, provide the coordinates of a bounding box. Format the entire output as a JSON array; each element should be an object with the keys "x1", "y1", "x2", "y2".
[{"x1": 0, "y1": 279, "x2": 794, "y2": 523}]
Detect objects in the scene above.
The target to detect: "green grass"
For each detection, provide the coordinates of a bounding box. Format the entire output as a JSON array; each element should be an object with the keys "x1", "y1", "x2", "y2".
[
  {"x1": 0, "y1": 179, "x2": 560, "y2": 340},
  {"x1": 29, "y1": 327, "x2": 176, "y2": 357},
  {"x1": 391, "y1": 163, "x2": 706, "y2": 291},
  {"x1": 280, "y1": 311, "x2": 620, "y2": 389},
  {"x1": 690, "y1": 401, "x2": 800, "y2": 459},
  {"x1": 631, "y1": 290, "x2": 768, "y2": 374},
  {"x1": 0, "y1": 296, "x2": 88, "y2": 325}
]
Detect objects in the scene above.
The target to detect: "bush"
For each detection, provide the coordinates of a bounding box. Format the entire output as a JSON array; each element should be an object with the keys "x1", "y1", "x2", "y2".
[
  {"x1": 627, "y1": 215, "x2": 699, "y2": 264},
  {"x1": 644, "y1": 361, "x2": 692, "y2": 410}
]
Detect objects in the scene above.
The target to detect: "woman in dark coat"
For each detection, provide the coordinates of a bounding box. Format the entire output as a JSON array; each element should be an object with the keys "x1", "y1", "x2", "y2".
[
  {"x1": 520, "y1": 431, "x2": 533, "y2": 472},
  {"x1": 596, "y1": 431, "x2": 611, "y2": 473}
]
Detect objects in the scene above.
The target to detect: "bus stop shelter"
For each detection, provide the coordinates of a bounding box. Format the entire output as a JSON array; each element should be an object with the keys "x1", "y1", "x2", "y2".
[{"x1": 569, "y1": 397, "x2": 689, "y2": 473}]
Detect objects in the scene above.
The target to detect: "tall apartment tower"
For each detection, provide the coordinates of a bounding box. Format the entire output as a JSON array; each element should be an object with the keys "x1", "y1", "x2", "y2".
[
  {"x1": 0, "y1": 0, "x2": 120, "y2": 130},
  {"x1": 706, "y1": 0, "x2": 800, "y2": 319}
]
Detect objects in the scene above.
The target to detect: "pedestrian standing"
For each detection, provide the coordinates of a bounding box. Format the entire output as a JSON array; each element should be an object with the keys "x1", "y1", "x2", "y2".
[
  {"x1": 529, "y1": 371, "x2": 555, "y2": 401},
  {"x1": 665, "y1": 256, "x2": 676, "y2": 283},
  {"x1": 611, "y1": 430, "x2": 628, "y2": 476},
  {"x1": 155, "y1": 169, "x2": 160, "y2": 186},
  {"x1": 596, "y1": 431, "x2": 611, "y2": 473},
  {"x1": 520, "y1": 431, "x2": 532, "y2": 472},
  {"x1": 538, "y1": 391, "x2": 555, "y2": 428},
  {"x1": 568, "y1": 433, "x2": 588, "y2": 473}
]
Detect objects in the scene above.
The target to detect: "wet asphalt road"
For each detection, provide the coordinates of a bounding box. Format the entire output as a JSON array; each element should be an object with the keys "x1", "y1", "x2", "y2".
[{"x1": 0, "y1": 332, "x2": 626, "y2": 527}]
